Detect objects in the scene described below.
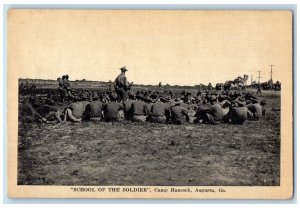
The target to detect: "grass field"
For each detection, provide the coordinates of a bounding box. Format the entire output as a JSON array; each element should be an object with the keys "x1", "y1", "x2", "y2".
[{"x1": 18, "y1": 90, "x2": 280, "y2": 186}]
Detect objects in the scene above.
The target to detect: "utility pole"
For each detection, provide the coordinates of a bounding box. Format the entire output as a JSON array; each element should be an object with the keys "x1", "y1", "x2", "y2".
[
  {"x1": 251, "y1": 75, "x2": 253, "y2": 85},
  {"x1": 257, "y1": 71, "x2": 262, "y2": 84},
  {"x1": 270, "y1": 64, "x2": 275, "y2": 81}
]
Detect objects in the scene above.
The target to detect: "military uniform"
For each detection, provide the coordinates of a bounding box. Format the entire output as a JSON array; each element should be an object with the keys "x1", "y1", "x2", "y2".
[
  {"x1": 257, "y1": 85, "x2": 262, "y2": 95},
  {"x1": 131, "y1": 100, "x2": 148, "y2": 122},
  {"x1": 57, "y1": 77, "x2": 63, "y2": 84},
  {"x1": 21, "y1": 102, "x2": 45, "y2": 121},
  {"x1": 145, "y1": 102, "x2": 153, "y2": 115},
  {"x1": 21, "y1": 99, "x2": 61, "y2": 122},
  {"x1": 170, "y1": 100, "x2": 190, "y2": 125},
  {"x1": 123, "y1": 100, "x2": 134, "y2": 120},
  {"x1": 67, "y1": 101, "x2": 90, "y2": 119},
  {"x1": 103, "y1": 102, "x2": 123, "y2": 122},
  {"x1": 246, "y1": 103, "x2": 263, "y2": 120},
  {"x1": 85, "y1": 101, "x2": 104, "y2": 120},
  {"x1": 148, "y1": 101, "x2": 169, "y2": 123},
  {"x1": 224, "y1": 106, "x2": 253, "y2": 125},
  {"x1": 195, "y1": 103, "x2": 224, "y2": 124},
  {"x1": 115, "y1": 66, "x2": 130, "y2": 101},
  {"x1": 57, "y1": 77, "x2": 64, "y2": 96},
  {"x1": 63, "y1": 77, "x2": 70, "y2": 89}
]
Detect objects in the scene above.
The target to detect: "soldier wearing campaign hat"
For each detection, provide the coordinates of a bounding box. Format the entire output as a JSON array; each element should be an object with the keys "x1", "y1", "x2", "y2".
[{"x1": 115, "y1": 66, "x2": 132, "y2": 101}]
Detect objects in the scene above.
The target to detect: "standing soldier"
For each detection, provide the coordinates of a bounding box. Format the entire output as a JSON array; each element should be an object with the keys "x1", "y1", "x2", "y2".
[
  {"x1": 63, "y1": 74, "x2": 70, "y2": 89},
  {"x1": 257, "y1": 84, "x2": 262, "y2": 95},
  {"x1": 63, "y1": 74, "x2": 75, "y2": 101},
  {"x1": 158, "y1": 82, "x2": 162, "y2": 89},
  {"x1": 115, "y1": 66, "x2": 131, "y2": 101},
  {"x1": 158, "y1": 82, "x2": 163, "y2": 93},
  {"x1": 57, "y1": 77, "x2": 64, "y2": 102},
  {"x1": 207, "y1": 83, "x2": 213, "y2": 92}
]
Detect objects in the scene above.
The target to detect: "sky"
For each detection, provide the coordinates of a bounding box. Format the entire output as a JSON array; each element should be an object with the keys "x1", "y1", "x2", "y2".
[{"x1": 8, "y1": 10, "x2": 292, "y2": 86}]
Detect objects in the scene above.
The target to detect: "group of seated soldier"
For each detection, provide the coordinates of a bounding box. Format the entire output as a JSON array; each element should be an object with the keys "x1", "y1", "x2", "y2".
[
  {"x1": 20, "y1": 95, "x2": 64, "y2": 123},
  {"x1": 21, "y1": 89, "x2": 267, "y2": 126}
]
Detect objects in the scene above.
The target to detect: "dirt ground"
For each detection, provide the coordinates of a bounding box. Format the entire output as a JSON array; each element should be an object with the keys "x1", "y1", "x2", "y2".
[{"x1": 17, "y1": 91, "x2": 280, "y2": 186}]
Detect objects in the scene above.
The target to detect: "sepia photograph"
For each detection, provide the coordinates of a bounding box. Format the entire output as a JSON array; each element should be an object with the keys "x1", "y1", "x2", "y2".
[{"x1": 7, "y1": 9, "x2": 293, "y2": 198}]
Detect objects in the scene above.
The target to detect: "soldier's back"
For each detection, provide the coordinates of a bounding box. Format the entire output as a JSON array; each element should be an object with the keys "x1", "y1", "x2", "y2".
[
  {"x1": 132, "y1": 100, "x2": 146, "y2": 115},
  {"x1": 104, "y1": 102, "x2": 122, "y2": 120},
  {"x1": 58, "y1": 78, "x2": 64, "y2": 87},
  {"x1": 123, "y1": 100, "x2": 134, "y2": 119},
  {"x1": 171, "y1": 105, "x2": 186, "y2": 124},
  {"x1": 115, "y1": 73, "x2": 126, "y2": 86},
  {"x1": 247, "y1": 103, "x2": 263, "y2": 119},
  {"x1": 86, "y1": 101, "x2": 104, "y2": 118},
  {"x1": 63, "y1": 79, "x2": 70, "y2": 88},
  {"x1": 210, "y1": 104, "x2": 225, "y2": 121},
  {"x1": 68, "y1": 101, "x2": 89, "y2": 119},
  {"x1": 231, "y1": 107, "x2": 248, "y2": 124},
  {"x1": 152, "y1": 101, "x2": 166, "y2": 117}
]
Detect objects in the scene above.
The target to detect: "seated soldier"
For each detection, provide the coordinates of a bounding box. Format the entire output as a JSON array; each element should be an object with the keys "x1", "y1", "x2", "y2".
[
  {"x1": 91, "y1": 92, "x2": 100, "y2": 101},
  {"x1": 63, "y1": 74, "x2": 70, "y2": 89},
  {"x1": 131, "y1": 94, "x2": 148, "y2": 122},
  {"x1": 64, "y1": 101, "x2": 90, "y2": 122},
  {"x1": 45, "y1": 94, "x2": 55, "y2": 106},
  {"x1": 183, "y1": 92, "x2": 192, "y2": 104},
  {"x1": 179, "y1": 100, "x2": 190, "y2": 110},
  {"x1": 21, "y1": 96, "x2": 63, "y2": 123},
  {"x1": 244, "y1": 92, "x2": 257, "y2": 102},
  {"x1": 148, "y1": 96, "x2": 170, "y2": 124},
  {"x1": 143, "y1": 95, "x2": 154, "y2": 116},
  {"x1": 84, "y1": 101, "x2": 105, "y2": 121},
  {"x1": 102, "y1": 93, "x2": 123, "y2": 122},
  {"x1": 246, "y1": 99, "x2": 267, "y2": 120},
  {"x1": 194, "y1": 95, "x2": 224, "y2": 124},
  {"x1": 161, "y1": 96, "x2": 172, "y2": 123},
  {"x1": 81, "y1": 91, "x2": 90, "y2": 101},
  {"x1": 123, "y1": 91, "x2": 136, "y2": 120},
  {"x1": 66, "y1": 88, "x2": 81, "y2": 101},
  {"x1": 223, "y1": 98, "x2": 253, "y2": 125},
  {"x1": 181, "y1": 96, "x2": 199, "y2": 123},
  {"x1": 101, "y1": 92, "x2": 111, "y2": 103},
  {"x1": 219, "y1": 100, "x2": 231, "y2": 117},
  {"x1": 170, "y1": 98, "x2": 190, "y2": 125}
]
